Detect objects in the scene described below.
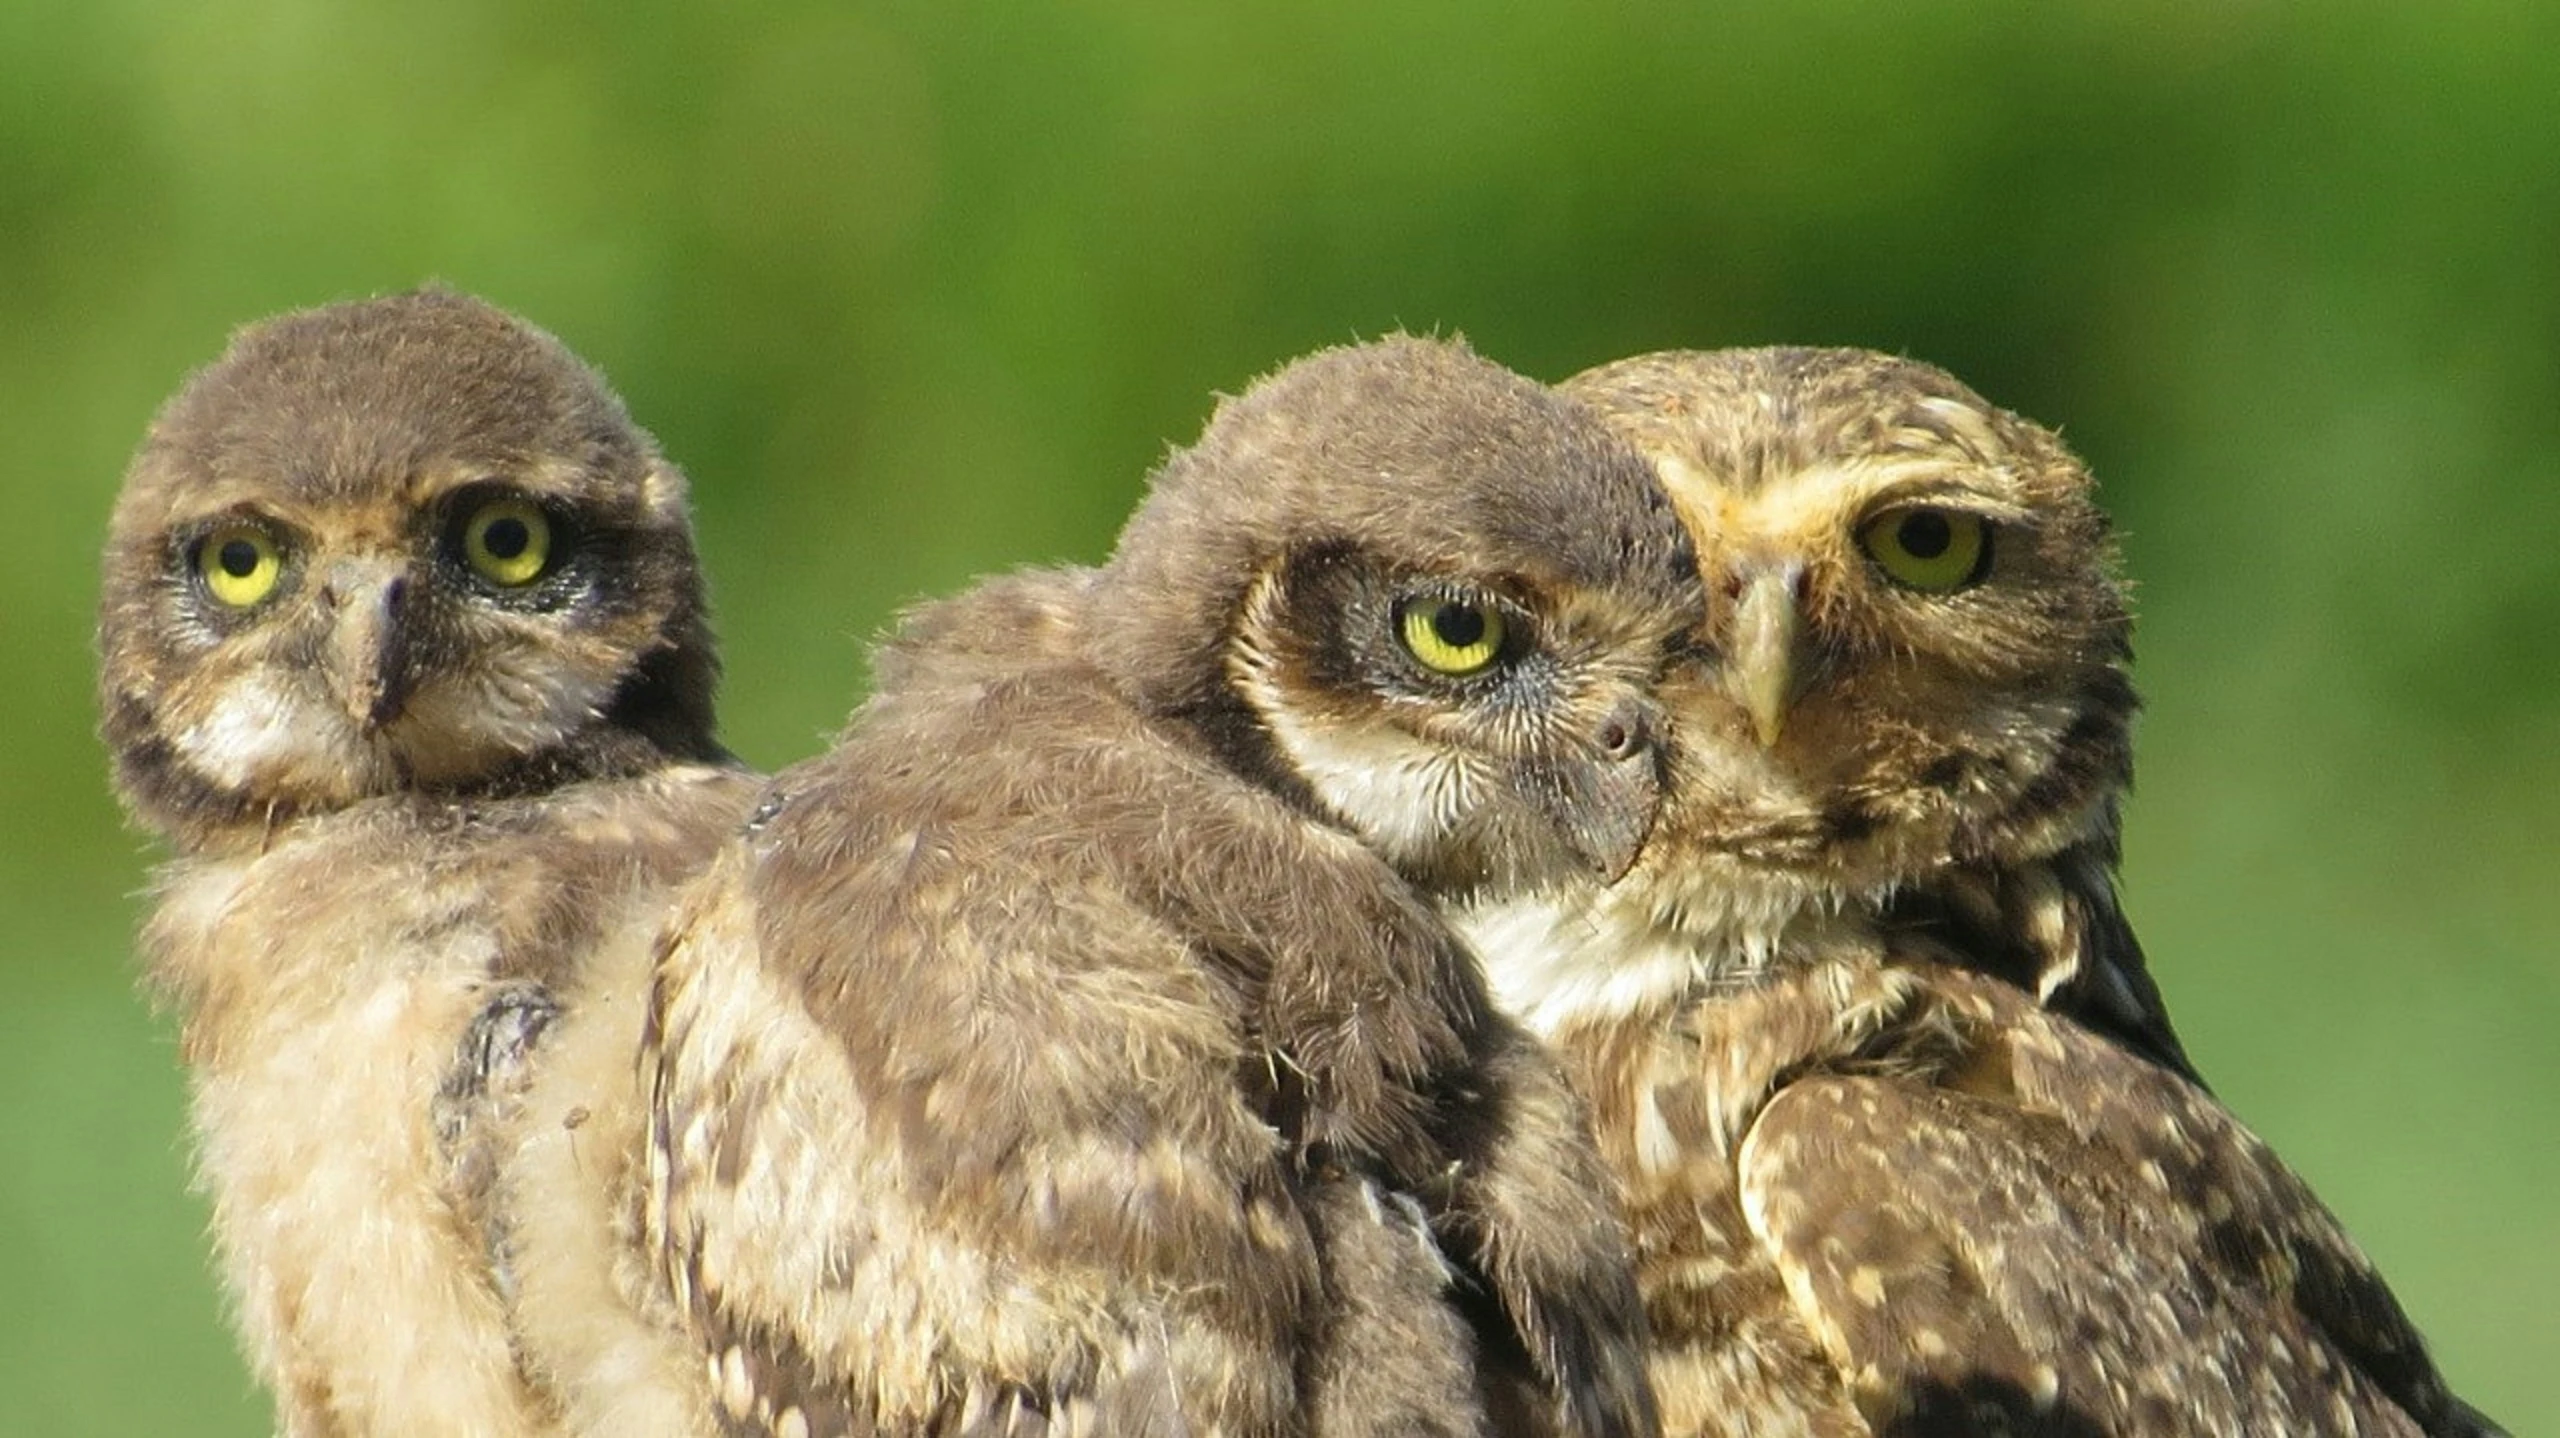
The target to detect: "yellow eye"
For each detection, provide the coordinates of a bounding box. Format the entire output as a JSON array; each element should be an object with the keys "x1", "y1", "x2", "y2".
[
  {"x1": 196, "y1": 526, "x2": 283, "y2": 607},
  {"x1": 1397, "y1": 596, "x2": 1507, "y2": 676},
  {"x1": 1858, "y1": 506, "x2": 1991, "y2": 592},
  {"x1": 461, "y1": 497, "x2": 552, "y2": 586}
]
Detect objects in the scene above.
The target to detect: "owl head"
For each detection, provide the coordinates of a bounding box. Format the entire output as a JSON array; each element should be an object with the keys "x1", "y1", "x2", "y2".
[
  {"x1": 1087, "y1": 334, "x2": 1703, "y2": 898},
  {"x1": 98, "y1": 288, "x2": 724, "y2": 852},
  {"x1": 1560, "y1": 347, "x2": 2136, "y2": 953}
]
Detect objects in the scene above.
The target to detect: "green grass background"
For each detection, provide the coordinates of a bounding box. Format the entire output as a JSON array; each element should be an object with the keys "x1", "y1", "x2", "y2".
[{"x1": 3, "y1": 1, "x2": 2551, "y2": 1430}]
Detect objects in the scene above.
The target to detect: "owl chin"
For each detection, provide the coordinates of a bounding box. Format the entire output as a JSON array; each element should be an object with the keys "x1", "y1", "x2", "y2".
[
  {"x1": 164, "y1": 677, "x2": 377, "y2": 810},
  {"x1": 1454, "y1": 856, "x2": 1876, "y2": 1036},
  {"x1": 390, "y1": 678, "x2": 609, "y2": 788},
  {"x1": 168, "y1": 665, "x2": 617, "y2": 816}
]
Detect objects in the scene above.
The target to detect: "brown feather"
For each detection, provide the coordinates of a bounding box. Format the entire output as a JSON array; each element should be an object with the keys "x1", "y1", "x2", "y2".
[{"x1": 646, "y1": 337, "x2": 1679, "y2": 1438}]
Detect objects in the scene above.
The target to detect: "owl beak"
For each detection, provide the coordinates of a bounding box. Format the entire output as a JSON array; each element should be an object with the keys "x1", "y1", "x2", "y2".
[
  {"x1": 323, "y1": 563, "x2": 416, "y2": 731},
  {"x1": 1728, "y1": 563, "x2": 1804, "y2": 749},
  {"x1": 1520, "y1": 698, "x2": 1662, "y2": 882}
]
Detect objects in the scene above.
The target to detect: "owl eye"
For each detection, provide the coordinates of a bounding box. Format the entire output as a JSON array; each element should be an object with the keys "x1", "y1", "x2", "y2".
[
  {"x1": 1858, "y1": 505, "x2": 1991, "y2": 592},
  {"x1": 195, "y1": 525, "x2": 283, "y2": 608},
  {"x1": 1397, "y1": 595, "x2": 1508, "y2": 676},
  {"x1": 459, "y1": 497, "x2": 553, "y2": 587}
]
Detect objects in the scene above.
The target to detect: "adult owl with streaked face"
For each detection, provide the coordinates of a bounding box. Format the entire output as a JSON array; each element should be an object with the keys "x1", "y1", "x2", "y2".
[
  {"x1": 1449, "y1": 346, "x2": 2500, "y2": 1435},
  {"x1": 1549, "y1": 345, "x2": 2183, "y2": 1067},
  {"x1": 99, "y1": 288, "x2": 754, "y2": 1436}
]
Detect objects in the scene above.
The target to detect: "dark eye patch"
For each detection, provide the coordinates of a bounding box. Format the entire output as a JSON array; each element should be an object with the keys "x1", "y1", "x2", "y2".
[{"x1": 433, "y1": 483, "x2": 592, "y2": 609}]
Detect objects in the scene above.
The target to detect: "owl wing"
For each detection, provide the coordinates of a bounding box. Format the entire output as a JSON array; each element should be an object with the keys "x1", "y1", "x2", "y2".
[
  {"x1": 644, "y1": 662, "x2": 1525, "y2": 1438},
  {"x1": 646, "y1": 814, "x2": 1311, "y2": 1437},
  {"x1": 428, "y1": 765, "x2": 757, "y2": 1262},
  {"x1": 1734, "y1": 967, "x2": 2493, "y2": 1437},
  {"x1": 460, "y1": 765, "x2": 768, "y2": 1438},
  {"x1": 2038, "y1": 838, "x2": 2200, "y2": 1084}
]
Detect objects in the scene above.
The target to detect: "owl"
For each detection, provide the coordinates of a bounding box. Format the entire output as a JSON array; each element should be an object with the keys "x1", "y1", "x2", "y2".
[
  {"x1": 98, "y1": 289, "x2": 756, "y2": 1437},
  {"x1": 643, "y1": 335, "x2": 1686, "y2": 1438},
  {"x1": 1437, "y1": 347, "x2": 2500, "y2": 1434}
]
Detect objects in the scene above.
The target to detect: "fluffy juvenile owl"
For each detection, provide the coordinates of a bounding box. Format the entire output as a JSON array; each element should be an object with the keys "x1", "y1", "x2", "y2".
[
  {"x1": 99, "y1": 289, "x2": 755, "y2": 1436},
  {"x1": 644, "y1": 336, "x2": 1685, "y2": 1438},
  {"x1": 1441, "y1": 347, "x2": 2499, "y2": 1435}
]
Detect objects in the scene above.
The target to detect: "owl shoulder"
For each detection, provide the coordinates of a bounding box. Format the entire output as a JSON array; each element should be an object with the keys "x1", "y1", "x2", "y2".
[{"x1": 1731, "y1": 963, "x2": 2469, "y2": 1433}]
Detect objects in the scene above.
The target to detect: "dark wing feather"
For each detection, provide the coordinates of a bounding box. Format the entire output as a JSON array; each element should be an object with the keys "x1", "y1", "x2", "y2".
[
  {"x1": 2042, "y1": 840, "x2": 2199, "y2": 1084},
  {"x1": 1915, "y1": 841, "x2": 2201, "y2": 1086},
  {"x1": 1430, "y1": 1021, "x2": 1658, "y2": 1438}
]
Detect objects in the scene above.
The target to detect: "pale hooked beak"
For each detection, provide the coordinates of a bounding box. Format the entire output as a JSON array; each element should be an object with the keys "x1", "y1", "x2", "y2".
[
  {"x1": 1727, "y1": 562, "x2": 1804, "y2": 749},
  {"x1": 321, "y1": 559, "x2": 416, "y2": 732}
]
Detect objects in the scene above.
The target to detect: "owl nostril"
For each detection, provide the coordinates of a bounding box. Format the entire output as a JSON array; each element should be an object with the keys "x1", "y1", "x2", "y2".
[{"x1": 1597, "y1": 706, "x2": 1648, "y2": 761}]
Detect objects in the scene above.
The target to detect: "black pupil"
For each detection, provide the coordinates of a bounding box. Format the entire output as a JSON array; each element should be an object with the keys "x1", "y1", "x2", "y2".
[
  {"x1": 1898, "y1": 511, "x2": 1953, "y2": 559},
  {"x1": 482, "y1": 516, "x2": 531, "y2": 561},
  {"x1": 217, "y1": 538, "x2": 262, "y2": 577},
  {"x1": 1431, "y1": 602, "x2": 1486, "y2": 649}
]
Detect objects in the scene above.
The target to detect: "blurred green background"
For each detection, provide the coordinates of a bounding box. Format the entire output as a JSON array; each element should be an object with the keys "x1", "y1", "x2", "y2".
[{"x1": 3, "y1": 0, "x2": 2550, "y2": 1430}]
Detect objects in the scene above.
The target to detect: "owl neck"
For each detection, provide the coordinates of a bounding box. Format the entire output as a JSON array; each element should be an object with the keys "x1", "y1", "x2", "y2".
[
  {"x1": 1448, "y1": 873, "x2": 1861, "y2": 1042},
  {"x1": 1450, "y1": 826, "x2": 2196, "y2": 1086}
]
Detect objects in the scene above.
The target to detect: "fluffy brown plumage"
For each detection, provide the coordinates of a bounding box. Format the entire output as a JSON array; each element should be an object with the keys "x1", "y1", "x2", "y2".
[
  {"x1": 643, "y1": 336, "x2": 1685, "y2": 1438},
  {"x1": 1445, "y1": 346, "x2": 2498, "y2": 1435},
  {"x1": 99, "y1": 289, "x2": 753, "y2": 1436}
]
